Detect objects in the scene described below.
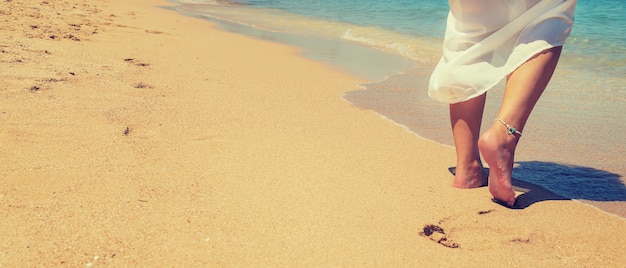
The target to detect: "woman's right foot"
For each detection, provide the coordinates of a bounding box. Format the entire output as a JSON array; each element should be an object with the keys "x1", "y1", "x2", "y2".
[{"x1": 478, "y1": 124, "x2": 518, "y2": 207}]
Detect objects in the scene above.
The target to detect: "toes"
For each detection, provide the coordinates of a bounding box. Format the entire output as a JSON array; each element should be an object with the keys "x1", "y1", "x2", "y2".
[{"x1": 492, "y1": 198, "x2": 518, "y2": 209}]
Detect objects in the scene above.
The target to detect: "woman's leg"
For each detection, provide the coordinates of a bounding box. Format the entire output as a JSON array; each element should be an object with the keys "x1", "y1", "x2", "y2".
[
  {"x1": 479, "y1": 46, "x2": 563, "y2": 206},
  {"x1": 450, "y1": 93, "x2": 487, "y2": 188}
]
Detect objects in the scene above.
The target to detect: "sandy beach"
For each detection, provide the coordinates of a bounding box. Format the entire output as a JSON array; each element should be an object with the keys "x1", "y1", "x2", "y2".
[{"x1": 1, "y1": 0, "x2": 625, "y2": 266}]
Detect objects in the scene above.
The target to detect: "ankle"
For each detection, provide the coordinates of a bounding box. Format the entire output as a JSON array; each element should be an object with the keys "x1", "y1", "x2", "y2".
[
  {"x1": 479, "y1": 123, "x2": 519, "y2": 151},
  {"x1": 456, "y1": 159, "x2": 483, "y2": 173}
]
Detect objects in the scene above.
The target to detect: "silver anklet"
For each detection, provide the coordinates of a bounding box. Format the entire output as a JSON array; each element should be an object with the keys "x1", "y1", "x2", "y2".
[{"x1": 495, "y1": 118, "x2": 522, "y2": 136}]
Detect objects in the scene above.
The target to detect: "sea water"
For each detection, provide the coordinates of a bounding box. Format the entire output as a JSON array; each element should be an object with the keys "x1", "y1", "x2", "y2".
[{"x1": 167, "y1": 0, "x2": 626, "y2": 216}]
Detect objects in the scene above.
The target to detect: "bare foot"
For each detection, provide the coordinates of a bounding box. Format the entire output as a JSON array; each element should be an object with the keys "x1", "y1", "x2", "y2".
[
  {"x1": 451, "y1": 161, "x2": 487, "y2": 189},
  {"x1": 478, "y1": 125, "x2": 518, "y2": 207}
]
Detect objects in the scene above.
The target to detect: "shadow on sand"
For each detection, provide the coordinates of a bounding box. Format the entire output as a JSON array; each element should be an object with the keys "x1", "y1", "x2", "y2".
[{"x1": 451, "y1": 161, "x2": 626, "y2": 209}]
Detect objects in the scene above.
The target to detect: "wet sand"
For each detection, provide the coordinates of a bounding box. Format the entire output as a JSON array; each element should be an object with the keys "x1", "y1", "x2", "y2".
[{"x1": 1, "y1": 0, "x2": 624, "y2": 266}]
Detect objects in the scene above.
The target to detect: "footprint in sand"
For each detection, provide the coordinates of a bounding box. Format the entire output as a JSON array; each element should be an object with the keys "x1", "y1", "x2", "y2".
[
  {"x1": 123, "y1": 58, "x2": 150, "y2": 67},
  {"x1": 419, "y1": 224, "x2": 459, "y2": 248}
]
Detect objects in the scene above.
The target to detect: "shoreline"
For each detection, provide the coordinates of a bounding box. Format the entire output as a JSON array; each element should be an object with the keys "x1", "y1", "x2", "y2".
[
  {"x1": 168, "y1": 2, "x2": 626, "y2": 218},
  {"x1": 1, "y1": 0, "x2": 624, "y2": 266},
  {"x1": 165, "y1": 4, "x2": 418, "y2": 82}
]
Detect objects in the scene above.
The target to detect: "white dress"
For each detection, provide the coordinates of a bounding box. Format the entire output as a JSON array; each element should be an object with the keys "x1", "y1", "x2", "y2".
[{"x1": 429, "y1": 0, "x2": 577, "y2": 104}]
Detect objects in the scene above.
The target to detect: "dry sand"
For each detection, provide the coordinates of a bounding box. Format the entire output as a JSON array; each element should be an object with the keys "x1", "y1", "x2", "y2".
[{"x1": 1, "y1": 0, "x2": 624, "y2": 266}]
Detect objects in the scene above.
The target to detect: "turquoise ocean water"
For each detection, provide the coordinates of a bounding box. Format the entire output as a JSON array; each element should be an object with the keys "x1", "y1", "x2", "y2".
[{"x1": 168, "y1": 0, "x2": 626, "y2": 217}]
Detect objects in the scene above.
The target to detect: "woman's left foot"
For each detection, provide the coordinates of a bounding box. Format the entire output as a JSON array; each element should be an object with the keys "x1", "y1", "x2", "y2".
[{"x1": 451, "y1": 162, "x2": 488, "y2": 189}]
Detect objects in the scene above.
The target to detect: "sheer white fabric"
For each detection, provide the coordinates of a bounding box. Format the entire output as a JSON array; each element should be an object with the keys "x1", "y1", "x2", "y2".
[{"x1": 429, "y1": 0, "x2": 577, "y2": 104}]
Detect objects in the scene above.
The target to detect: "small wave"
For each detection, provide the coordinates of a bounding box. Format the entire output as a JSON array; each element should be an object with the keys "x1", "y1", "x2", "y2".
[
  {"x1": 342, "y1": 29, "x2": 419, "y2": 61},
  {"x1": 173, "y1": 0, "x2": 243, "y2": 6},
  {"x1": 174, "y1": 3, "x2": 282, "y2": 33}
]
